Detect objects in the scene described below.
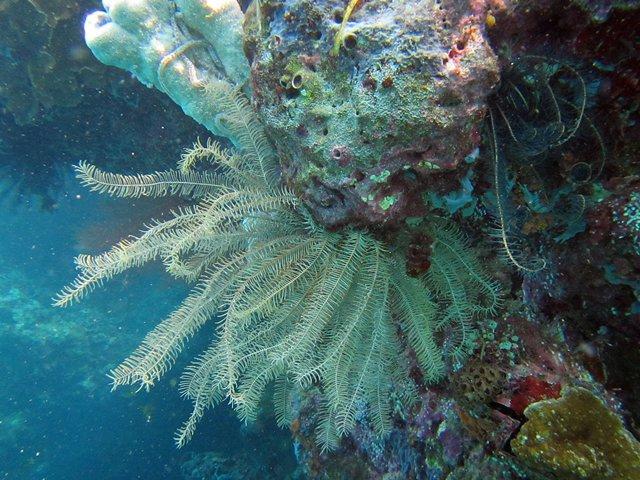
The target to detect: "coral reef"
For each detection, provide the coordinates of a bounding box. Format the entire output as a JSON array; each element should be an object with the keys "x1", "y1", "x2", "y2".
[
  {"x1": 56, "y1": 84, "x2": 500, "y2": 449},
  {"x1": 81, "y1": 0, "x2": 501, "y2": 229},
  {"x1": 480, "y1": 0, "x2": 640, "y2": 434},
  {"x1": 512, "y1": 387, "x2": 640, "y2": 480},
  {"x1": 46, "y1": 0, "x2": 640, "y2": 478}
]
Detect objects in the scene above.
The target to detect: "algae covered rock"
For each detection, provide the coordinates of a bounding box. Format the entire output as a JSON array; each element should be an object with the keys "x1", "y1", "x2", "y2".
[
  {"x1": 512, "y1": 386, "x2": 640, "y2": 480},
  {"x1": 246, "y1": 0, "x2": 499, "y2": 228}
]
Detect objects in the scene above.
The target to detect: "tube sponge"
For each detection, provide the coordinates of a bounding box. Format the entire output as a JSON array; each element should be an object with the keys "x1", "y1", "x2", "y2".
[
  {"x1": 84, "y1": 0, "x2": 174, "y2": 86},
  {"x1": 83, "y1": 0, "x2": 250, "y2": 138},
  {"x1": 175, "y1": 0, "x2": 248, "y2": 86}
]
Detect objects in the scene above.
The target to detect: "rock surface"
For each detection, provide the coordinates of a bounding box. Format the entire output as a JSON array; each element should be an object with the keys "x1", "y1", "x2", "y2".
[{"x1": 246, "y1": 0, "x2": 499, "y2": 228}]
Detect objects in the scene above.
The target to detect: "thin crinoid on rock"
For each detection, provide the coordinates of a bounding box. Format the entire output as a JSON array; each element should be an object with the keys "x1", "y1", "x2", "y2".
[
  {"x1": 487, "y1": 56, "x2": 605, "y2": 274},
  {"x1": 56, "y1": 81, "x2": 501, "y2": 451}
]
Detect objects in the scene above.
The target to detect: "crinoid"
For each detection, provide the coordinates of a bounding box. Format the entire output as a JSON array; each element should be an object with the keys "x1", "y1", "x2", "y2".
[
  {"x1": 487, "y1": 55, "x2": 605, "y2": 273},
  {"x1": 56, "y1": 82, "x2": 500, "y2": 450}
]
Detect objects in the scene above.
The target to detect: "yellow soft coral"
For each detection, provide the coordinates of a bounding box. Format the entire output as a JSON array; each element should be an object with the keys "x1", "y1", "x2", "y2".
[{"x1": 512, "y1": 386, "x2": 640, "y2": 480}]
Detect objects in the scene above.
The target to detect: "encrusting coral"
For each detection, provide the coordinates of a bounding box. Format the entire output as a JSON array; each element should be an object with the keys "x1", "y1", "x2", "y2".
[
  {"x1": 55, "y1": 78, "x2": 500, "y2": 450},
  {"x1": 82, "y1": 0, "x2": 500, "y2": 229},
  {"x1": 512, "y1": 386, "x2": 640, "y2": 480}
]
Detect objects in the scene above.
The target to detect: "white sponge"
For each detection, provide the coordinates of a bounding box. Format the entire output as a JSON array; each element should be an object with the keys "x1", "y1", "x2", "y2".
[
  {"x1": 84, "y1": 0, "x2": 250, "y2": 138},
  {"x1": 176, "y1": 0, "x2": 248, "y2": 86}
]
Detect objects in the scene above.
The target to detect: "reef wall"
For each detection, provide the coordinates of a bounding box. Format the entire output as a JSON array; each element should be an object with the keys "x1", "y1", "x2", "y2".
[{"x1": 37, "y1": 0, "x2": 640, "y2": 478}]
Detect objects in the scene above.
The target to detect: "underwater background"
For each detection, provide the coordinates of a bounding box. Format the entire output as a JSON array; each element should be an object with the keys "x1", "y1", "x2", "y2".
[
  {"x1": 0, "y1": 181, "x2": 297, "y2": 479},
  {"x1": 0, "y1": 2, "x2": 296, "y2": 478},
  {"x1": 2, "y1": 0, "x2": 640, "y2": 479}
]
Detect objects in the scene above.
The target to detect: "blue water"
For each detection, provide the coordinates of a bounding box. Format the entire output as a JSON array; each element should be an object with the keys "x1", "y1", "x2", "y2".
[{"x1": 0, "y1": 162, "x2": 295, "y2": 478}]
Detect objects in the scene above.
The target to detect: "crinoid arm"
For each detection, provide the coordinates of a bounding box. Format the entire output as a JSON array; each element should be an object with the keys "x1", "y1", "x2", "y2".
[
  {"x1": 59, "y1": 165, "x2": 501, "y2": 449},
  {"x1": 488, "y1": 108, "x2": 547, "y2": 274},
  {"x1": 74, "y1": 160, "x2": 239, "y2": 199}
]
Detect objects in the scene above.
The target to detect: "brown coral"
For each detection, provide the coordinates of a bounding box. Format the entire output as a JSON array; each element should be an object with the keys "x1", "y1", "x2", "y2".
[
  {"x1": 451, "y1": 359, "x2": 508, "y2": 407},
  {"x1": 512, "y1": 386, "x2": 640, "y2": 480}
]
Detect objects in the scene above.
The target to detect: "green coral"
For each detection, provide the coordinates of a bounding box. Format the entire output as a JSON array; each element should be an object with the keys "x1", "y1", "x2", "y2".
[
  {"x1": 57, "y1": 82, "x2": 501, "y2": 451},
  {"x1": 370, "y1": 170, "x2": 391, "y2": 184},
  {"x1": 379, "y1": 195, "x2": 396, "y2": 210},
  {"x1": 622, "y1": 192, "x2": 640, "y2": 255},
  {"x1": 512, "y1": 386, "x2": 640, "y2": 480}
]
